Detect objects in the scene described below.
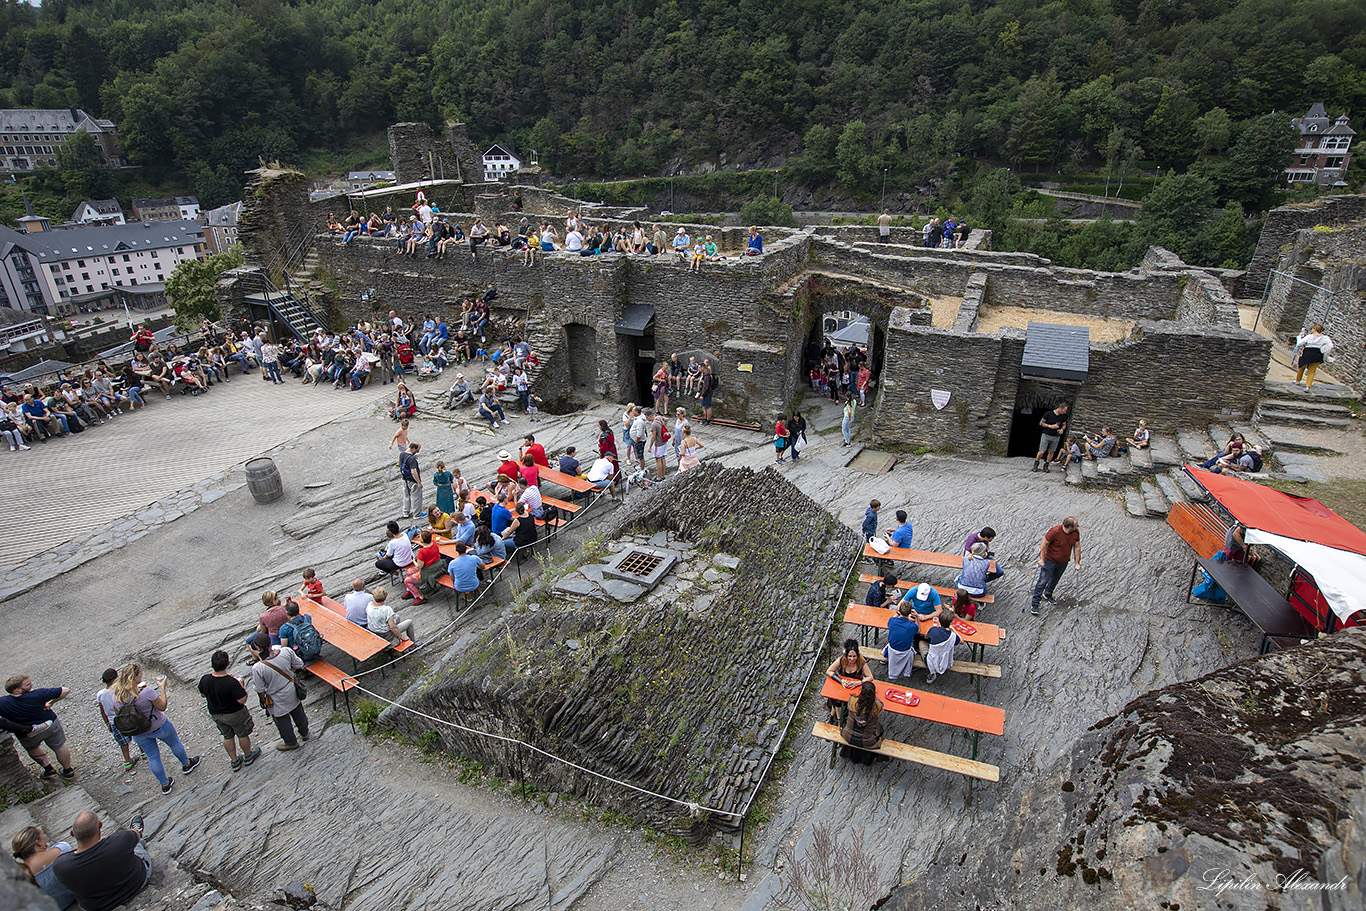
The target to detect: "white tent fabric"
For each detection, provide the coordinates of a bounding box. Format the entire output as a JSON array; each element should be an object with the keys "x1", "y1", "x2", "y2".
[{"x1": 1244, "y1": 529, "x2": 1366, "y2": 623}]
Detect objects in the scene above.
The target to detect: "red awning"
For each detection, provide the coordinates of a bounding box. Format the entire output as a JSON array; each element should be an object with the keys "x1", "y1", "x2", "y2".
[{"x1": 1187, "y1": 467, "x2": 1366, "y2": 556}]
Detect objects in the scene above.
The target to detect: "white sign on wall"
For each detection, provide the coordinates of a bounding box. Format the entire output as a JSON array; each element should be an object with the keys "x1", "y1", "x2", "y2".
[{"x1": 931, "y1": 389, "x2": 951, "y2": 410}]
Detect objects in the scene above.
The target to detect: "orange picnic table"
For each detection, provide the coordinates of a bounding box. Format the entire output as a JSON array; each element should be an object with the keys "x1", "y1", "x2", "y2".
[
  {"x1": 539, "y1": 467, "x2": 595, "y2": 493},
  {"x1": 844, "y1": 602, "x2": 1004, "y2": 648},
  {"x1": 863, "y1": 542, "x2": 997, "y2": 574},
  {"x1": 820, "y1": 676, "x2": 1004, "y2": 739},
  {"x1": 302, "y1": 595, "x2": 412, "y2": 664}
]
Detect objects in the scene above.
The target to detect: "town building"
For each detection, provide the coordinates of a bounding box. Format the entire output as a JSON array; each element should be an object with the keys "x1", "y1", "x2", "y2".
[
  {"x1": 346, "y1": 170, "x2": 395, "y2": 191},
  {"x1": 0, "y1": 108, "x2": 124, "y2": 172},
  {"x1": 203, "y1": 201, "x2": 243, "y2": 254},
  {"x1": 0, "y1": 306, "x2": 51, "y2": 355},
  {"x1": 482, "y1": 144, "x2": 522, "y2": 181},
  {"x1": 71, "y1": 199, "x2": 126, "y2": 226},
  {"x1": 130, "y1": 196, "x2": 201, "y2": 222},
  {"x1": 0, "y1": 216, "x2": 204, "y2": 316},
  {"x1": 1286, "y1": 103, "x2": 1355, "y2": 186}
]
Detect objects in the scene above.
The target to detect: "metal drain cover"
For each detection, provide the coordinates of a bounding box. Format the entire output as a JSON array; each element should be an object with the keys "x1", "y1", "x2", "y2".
[{"x1": 603, "y1": 547, "x2": 678, "y2": 591}]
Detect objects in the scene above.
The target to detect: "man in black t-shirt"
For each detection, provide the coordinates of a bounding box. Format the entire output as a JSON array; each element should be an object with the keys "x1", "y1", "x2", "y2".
[
  {"x1": 197, "y1": 650, "x2": 259, "y2": 771},
  {"x1": 53, "y1": 811, "x2": 151, "y2": 911},
  {"x1": 1032, "y1": 403, "x2": 1069, "y2": 473}
]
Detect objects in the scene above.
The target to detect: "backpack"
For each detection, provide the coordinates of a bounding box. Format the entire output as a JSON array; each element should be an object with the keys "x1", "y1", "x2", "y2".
[
  {"x1": 290, "y1": 614, "x2": 322, "y2": 662},
  {"x1": 1247, "y1": 451, "x2": 1263, "y2": 472},
  {"x1": 113, "y1": 699, "x2": 151, "y2": 737},
  {"x1": 659, "y1": 420, "x2": 670, "y2": 443}
]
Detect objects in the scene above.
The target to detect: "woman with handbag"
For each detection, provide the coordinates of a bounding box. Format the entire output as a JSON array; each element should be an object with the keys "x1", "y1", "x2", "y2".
[
  {"x1": 248, "y1": 633, "x2": 309, "y2": 752},
  {"x1": 112, "y1": 665, "x2": 201, "y2": 795}
]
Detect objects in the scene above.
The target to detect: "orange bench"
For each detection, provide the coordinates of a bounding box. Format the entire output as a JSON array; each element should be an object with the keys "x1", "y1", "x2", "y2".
[
  {"x1": 541, "y1": 494, "x2": 581, "y2": 513},
  {"x1": 1167, "y1": 501, "x2": 1227, "y2": 560},
  {"x1": 304, "y1": 658, "x2": 357, "y2": 710},
  {"x1": 857, "y1": 645, "x2": 1001, "y2": 679},
  {"x1": 303, "y1": 596, "x2": 412, "y2": 662},
  {"x1": 858, "y1": 574, "x2": 994, "y2": 604}
]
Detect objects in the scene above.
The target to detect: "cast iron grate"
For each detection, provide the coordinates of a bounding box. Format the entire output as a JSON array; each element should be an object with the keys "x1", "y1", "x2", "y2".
[{"x1": 616, "y1": 550, "x2": 666, "y2": 577}]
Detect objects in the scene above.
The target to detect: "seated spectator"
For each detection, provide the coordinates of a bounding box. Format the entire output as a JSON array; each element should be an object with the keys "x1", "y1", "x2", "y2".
[
  {"x1": 478, "y1": 391, "x2": 507, "y2": 429},
  {"x1": 337, "y1": 210, "x2": 361, "y2": 245},
  {"x1": 410, "y1": 529, "x2": 446, "y2": 601},
  {"x1": 51, "y1": 811, "x2": 152, "y2": 911},
  {"x1": 1126, "y1": 419, "x2": 1150, "y2": 450},
  {"x1": 446, "y1": 541, "x2": 484, "y2": 594},
  {"x1": 824, "y1": 638, "x2": 872, "y2": 724},
  {"x1": 252, "y1": 591, "x2": 289, "y2": 648},
  {"x1": 885, "y1": 510, "x2": 913, "y2": 548},
  {"x1": 951, "y1": 588, "x2": 977, "y2": 621},
  {"x1": 517, "y1": 478, "x2": 544, "y2": 519},
  {"x1": 704, "y1": 235, "x2": 722, "y2": 260},
  {"x1": 955, "y1": 542, "x2": 992, "y2": 598},
  {"x1": 746, "y1": 226, "x2": 763, "y2": 256},
  {"x1": 389, "y1": 383, "x2": 416, "y2": 421},
  {"x1": 1200, "y1": 433, "x2": 1244, "y2": 470},
  {"x1": 558, "y1": 446, "x2": 581, "y2": 477},
  {"x1": 375, "y1": 521, "x2": 415, "y2": 576},
  {"x1": 672, "y1": 228, "x2": 690, "y2": 261},
  {"x1": 901, "y1": 581, "x2": 941, "y2": 619},
  {"x1": 12, "y1": 824, "x2": 77, "y2": 910},
  {"x1": 342, "y1": 579, "x2": 372, "y2": 627},
  {"x1": 1083, "y1": 427, "x2": 1118, "y2": 459},
  {"x1": 586, "y1": 454, "x2": 619, "y2": 502},
  {"x1": 883, "y1": 600, "x2": 920, "y2": 680},
  {"x1": 504, "y1": 502, "x2": 538, "y2": 554},
  {"x1": 474, "y1": 523, "x2": 508, "y2": 564},
  {"x1": 839, "y1": 680, "x2": 884, "y2": 765},
  {"x1": 1214, "y1": 445, "x2": 1263, "y2": 475},
  {"x1": 277, "y1": 600, "x2": 321, "y2": 660},
  {"x1": 468, "y1": 217, "x2": 489, "y2": 260},
  {"x1": 963, "y1": 527, "x2": 1004, "y2": 582},
  {"x1": 519, "y1": 454, "x2": 540, "y2": 488},
  {"x1": 366, "y1": 586, "x2": 418, "y2": 645},
  {"x1": 1222, "y1": 522, "x2": 1262, "y2": 569},
  {"x1": 864, "y1": 573, "x2": 899, "y2": 610},
  {"x1": 919, "y1": 612, "x2": 959, "y2": 684}
]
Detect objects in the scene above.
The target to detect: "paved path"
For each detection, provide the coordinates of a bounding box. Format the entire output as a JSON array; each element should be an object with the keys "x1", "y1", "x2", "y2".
[{"x1": 1, "y1": 375, "x2": 388, "y2": 567}]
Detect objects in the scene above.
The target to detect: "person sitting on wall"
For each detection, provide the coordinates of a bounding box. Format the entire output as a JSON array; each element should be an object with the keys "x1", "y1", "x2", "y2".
[
  {"x1": 1213, "y1": 444, "x2": 1263, "y2": 475},
  {"x1": 1199, "y1": 433, "x2": 1245, "y2": 470},
  {"x1": 1125, "y1": 419, "x2": 1150, "y2": 450},
  {"x1": 1082, "y1": 426, "x2": 1118, "y2": 459},
  {"x1": 672, "y1": 228, "x2": 691, "y2": 261}
]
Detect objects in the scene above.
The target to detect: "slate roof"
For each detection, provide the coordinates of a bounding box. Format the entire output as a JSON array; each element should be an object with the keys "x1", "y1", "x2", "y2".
[
  {"x1": 1021, "y1": 322, "x2": 1090, "y2": 382},
  {"x1": 0, "y1": 221, "x2": 204, "y2": 264}
]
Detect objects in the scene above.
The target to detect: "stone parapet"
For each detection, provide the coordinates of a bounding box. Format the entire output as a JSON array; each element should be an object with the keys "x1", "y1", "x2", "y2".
[{"x1": 1241, "y1": 194, "x2": 1366, "y2": 297}]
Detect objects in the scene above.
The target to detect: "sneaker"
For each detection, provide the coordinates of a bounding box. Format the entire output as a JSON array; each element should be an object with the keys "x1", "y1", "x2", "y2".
[
  {"x1": 1030, "y1": 463, "x2": 1039, "y2": 472},
  {"x1": 129, "y1": 815, "x2": 144, "y2": 837},
  {"x1": 1042, "y1": 464, "x2": 1050, "y2": 473},
  {"x1": 40, "y1": 765, "x2": 58, "y2": 780},
  {"x1": 161, "y1": 778, "x2": 174, "y2": 795},
  {"x1": 401, "y1": 591, "x2": 415, "y2": 599},
  {"x1": 1030, "y1": 605, "x2": 1041, "y2": 616},
  {"x1": 242, "y1": 746, "x2": 261, "y2": 765},
  {"x1": 926, "y1": 673, "x2": 938, "y2": 684},
  {"x1": 123, "y1": 755, "x2": 140, "y2": 772},
  {"x1": 181, "y1": 756, "x2": 202, "y2": 774},
  {"x1": 60, "y1": 767, "x2": 75, "y2": 780},
  {"x1": 410, "y1": 597, "x2": 427, "y2": 605},
  {"x1": 230, "y1": 756, "x2": 244, "y2": 772},
  {"x1": 1043, "y1": 592, "x2": 1056, "y2": 603}
]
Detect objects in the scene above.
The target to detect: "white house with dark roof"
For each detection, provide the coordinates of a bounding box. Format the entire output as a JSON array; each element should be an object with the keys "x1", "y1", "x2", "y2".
[
  {"x1": 482, "y1": 144, "x2": 522, "y2": 181},
  {"x1": 71, "y1": 199, "x2": 126, "y2": 226},
  {"x1": 131, "y1": 196, "x2": 201, "y2": 222},
  {"x1": 1286, "y1": 103, "x2": 1355, "y2": 186},
  {"x1": 346, "y1": 170, "x2": 395, "y2": 190},
  {"x1": 0, "y1": 108, "x2": 125, "y2": 171},
  {"x1": 203, "y1": 201, "x2": 243, "y2": 254},
  {"x1": 0, "y1": 219, "x2": 204, "y2": 316},
  {"x1": 0, "y1": 306, "x2": 51, "y2": 355}
]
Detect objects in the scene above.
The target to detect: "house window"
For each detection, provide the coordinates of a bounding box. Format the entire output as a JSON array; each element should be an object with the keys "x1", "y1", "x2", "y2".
[
  {"x1": 123, "y1": 254, "x2": 130, "y2": 262},
  {"x1": 1326, "y1": 157, "x2": 1345, "y2": 169},
  {"x1": 111, "y1": 268, "x2": 119, "y2": 275}
]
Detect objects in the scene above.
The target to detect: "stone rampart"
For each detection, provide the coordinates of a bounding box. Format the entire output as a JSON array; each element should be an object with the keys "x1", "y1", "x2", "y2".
[
  {"x1": 388, "y1": 465, "x2": 861, "y2": 838},
  {"x1": 1241, "y1": 194, "x2": 1366, "y2": 298},
  {"x1": 386, "y1": 121, "x2": 480, "y2": 186}
]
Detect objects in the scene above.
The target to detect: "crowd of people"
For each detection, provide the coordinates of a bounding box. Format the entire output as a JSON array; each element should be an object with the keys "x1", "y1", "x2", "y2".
[{"x1": 330, "y1": 194, "x2": 764, "y2": 270}]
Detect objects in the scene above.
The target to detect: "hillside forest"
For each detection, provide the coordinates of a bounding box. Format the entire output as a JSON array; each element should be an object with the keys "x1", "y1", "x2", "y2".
[{"x1": 1, "y1": 0, "x2": 1363, "y2": 270}]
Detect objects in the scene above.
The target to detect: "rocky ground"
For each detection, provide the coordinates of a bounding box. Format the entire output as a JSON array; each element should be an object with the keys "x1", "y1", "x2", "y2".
[{"x1": 2, "y1": 381, "x2": 1362, "y2": 910}]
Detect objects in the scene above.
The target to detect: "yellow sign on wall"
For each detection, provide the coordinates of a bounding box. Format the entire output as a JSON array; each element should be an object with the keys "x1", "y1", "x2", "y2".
[{"x1": 737, "y1": 363, "x2": 753, "y2": 372}]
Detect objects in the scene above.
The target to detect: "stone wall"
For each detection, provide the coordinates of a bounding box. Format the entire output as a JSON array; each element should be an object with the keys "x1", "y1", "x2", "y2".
[
  {"x1": 874, "y1": 315, "x2": 1269, "y2": 451},
  {"x1": 953, "y1": 272, "x2": 989, "y2": 332},
  {"x1": 388, "y1": 465, "x2": 861, "y2": 837},
  {"x1": 1241, "y1": 194, "x2": 1366, "y2": 298},
  {"x1": 237, "y1": 168, "x2": 311, "y2": 272},
  {"x1": 387, "y1": 122, "x2": 480, "y2": 185},
  {"x1": 1259, "y1": 223, "x2": 1366, "y2": 393}
]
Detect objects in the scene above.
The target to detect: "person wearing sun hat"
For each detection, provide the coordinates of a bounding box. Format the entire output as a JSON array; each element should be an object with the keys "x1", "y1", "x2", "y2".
[{"x1": 497, "y1": 450, "x2": 520, "y2": 483}]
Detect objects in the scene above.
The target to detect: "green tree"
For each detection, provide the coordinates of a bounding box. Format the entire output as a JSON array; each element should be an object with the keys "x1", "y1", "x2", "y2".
[
  {"x1": 1135, "y1": 172, "x2": 1216, "y2": 259},
  {"x1": 166, "y1": 246, "x2": 244, "y2": 329},
  {"x1": 1103, "y1": 127, "x2": 1143, "y2": 198},
  {"x1": 739, "y1": 195, "x2": 795, "y2": 227},
  {"x1": 1006, "y1": 73, "x2": 1062, "y2": 169},
  {"x1": 1143, "y1": 85, "x2": 1198, "y2": 170},
  {"x1": 1208, "y1": 200, "x2": 1254, "y2": 268},
  {"x1": 1193, "y1": 107, "x2": 1232, "y2": 155},
  {"x1": 1066, "y1": 75, "x2": 1119, "y2": 151},
  {"x1": 835, "y1": 120, "x2": 871, "y2": 194},
  {"x1": 54, "y1": 130, "x2": 110, "y2": 201},
  {"x1": 1211, "y1": 112, "x2": 1299, "y2": 211},
  {"x1": 965, "y1": 167, "x2": 1019, "y2": 231}
]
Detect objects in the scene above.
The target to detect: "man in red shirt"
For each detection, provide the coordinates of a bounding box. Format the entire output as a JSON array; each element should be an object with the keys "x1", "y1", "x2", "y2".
[
  {"x1": 519, "y1": 433, "x2": 549, "y2": 468},
  {"x1": 1031, "y1": 516, "x2": 1081, "y2": 616},
  {"x1": 497, "y1": 450, "x2": 521, "y2": 483}
]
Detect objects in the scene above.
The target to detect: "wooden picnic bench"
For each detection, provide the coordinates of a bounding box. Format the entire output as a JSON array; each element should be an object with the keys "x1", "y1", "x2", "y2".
[
  {"x1": 1167, "y1": 501, "x2": 1227, "y2": 559},
  {"x1": 538, "y1": 467, "x2": 595, "y2": 493},
  {"x1": 844, "y1": 603, "x2": 1005, "y2": 648},
  {"x1": 1186, "y1": 555, "x2": 1315, "y2": 654},
  {"x1": 858, "y1": 573, "x2": 994, "y2": 604},
  {"x1": 810, "y1": 722, "x2": 999, "y2": 782},
  {"x1": 863, "y1": 543, "x2": 997, "y2": 574},
  {"x1": 818, "y1": 676, "x2": 1004, "y2": 763},
  {"x1": 857, "y1": 645, "x2": 1001, "y2": 679}
]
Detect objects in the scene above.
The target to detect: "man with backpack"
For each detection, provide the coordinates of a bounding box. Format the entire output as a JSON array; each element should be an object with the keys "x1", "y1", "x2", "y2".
[
  {"x1": 279, "y1": 601, "x2": 323, "y2": 663},
  {"x1": 698, "y1": 362, "x2": 717, "y2": 425},
  {"x1": 196, "y1": 651, "x2": 260, "y2": 771}
]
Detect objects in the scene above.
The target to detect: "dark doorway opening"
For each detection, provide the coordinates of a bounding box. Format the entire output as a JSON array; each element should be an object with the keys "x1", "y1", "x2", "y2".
[
  {"x1": 633, "y1": 333, "x2": 657, "y2": 405},
  {"x1": 806, "y1": 311, "x2": 880, "y2": 401},
  {"x1": 564, "y1": 323, "x2": 597, "y2": 393},
  {"x1": 1008, "y1": 384, "x2": 1075, "y2": 457},
  {"x1": 1008, "y1": 407, "x2": 1043, "y2": 458}
]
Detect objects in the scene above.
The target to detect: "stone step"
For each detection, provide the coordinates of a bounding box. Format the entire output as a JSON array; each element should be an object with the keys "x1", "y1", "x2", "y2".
[
  {"x1": 1263, "y1": 380, "x2": 1357, "y2": 402},
  {"x1": 1139, "y1": 479, "x2": 1170, "y2": 517},
  {"x1": 1081, "y1": 458, "x2": 1097, "y2": 482},
  {"x1": 1154, "y1": 472, "x2": 1188, "y2": 507},
  {"x1": 1148, "y1": 434, "x2": 1182, "y2": 468},
  {"x1": 1257, "y1": 398, "x2": 1354, "y2": 418},
  {"x1": 1254, "y1": 408, "x2": 1352, "y2": 428},
  {"x1": 1128, "y1": 445, "x2": 1153, "y2": 471},
  {"x1": 1176, "y1": 431, "x2": 1215, "y2": 461},
  {"x1": 1123, "y1": 487, "x2": 1149, "y2": 518},
  {"x1": 1065, "y1": 461, "x2": 1083, "y2": 486},
  {"x1": 1169, "y1": 467, "x2": 1209, "y2": 503},
  {"x1": 1255, "y1": 424, "x2": 1343, "y2": 455}
]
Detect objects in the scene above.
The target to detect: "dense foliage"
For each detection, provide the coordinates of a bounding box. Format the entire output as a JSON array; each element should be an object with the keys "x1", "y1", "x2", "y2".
[{"x1": 1, "y1": 0, "x2": 1360, "y2": 211}]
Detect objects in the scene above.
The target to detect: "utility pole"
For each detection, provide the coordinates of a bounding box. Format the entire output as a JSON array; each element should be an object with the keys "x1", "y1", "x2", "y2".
[{"x1": 881, "y1": 168, "x2": 889, "y2": 209}]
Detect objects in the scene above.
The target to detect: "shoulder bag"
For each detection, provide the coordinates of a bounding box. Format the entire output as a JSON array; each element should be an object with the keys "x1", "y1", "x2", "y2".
[{"x1": 262, "y1": 658, "x2": 308, "y2": 703}]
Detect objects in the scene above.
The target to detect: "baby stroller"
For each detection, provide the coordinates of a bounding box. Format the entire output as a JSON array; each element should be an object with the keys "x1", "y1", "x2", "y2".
[{"x1": 395, "y1": 343, "x2": 416, "y2": 375}]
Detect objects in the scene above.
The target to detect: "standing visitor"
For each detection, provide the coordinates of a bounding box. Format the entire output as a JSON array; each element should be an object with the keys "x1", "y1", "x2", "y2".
[
  {"x1": 1294, "y1": 324, "x2": 1334, "y2": 389},
  {"x1": 841, "y1": 395, "x2": 857, "y2": 446},
  {"x1": 399, "y1": 442, "x2": 423, "y2": 519},
  {"x1": 0, "y1": 674, "x2": 76, "y2": 781},
  {"x1": 110, "y1": 665, "x2": 200, "y2": 795},
  {"x1": 1030, "y1": 516, "x2": 1081, "y2": 617},
  {"x1": 196, "y1": 651, "x2": 259, "y2": 771},
  {"x1": 248, "y1": 634, "x2": 309, "y2": 751}
]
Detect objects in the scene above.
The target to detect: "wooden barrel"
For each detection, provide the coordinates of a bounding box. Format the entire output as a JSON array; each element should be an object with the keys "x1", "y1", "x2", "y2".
[{"x1": 245, "y1": 457, "x2": 284, "y2": 504}]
